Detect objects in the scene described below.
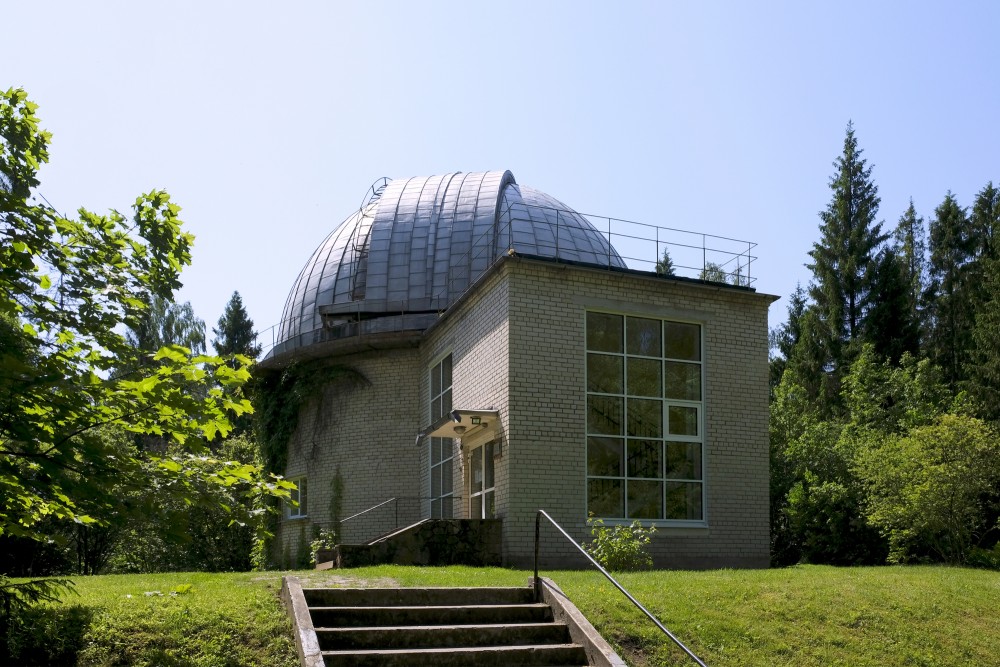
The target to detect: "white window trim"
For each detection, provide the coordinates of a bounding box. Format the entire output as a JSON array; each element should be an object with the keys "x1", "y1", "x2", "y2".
[
  {"x1": 287, "y1": 475, "x2": 308, "y2": 519},
  {"x1": 428, "y1": 352, "x2": 455, "y2": 518}
]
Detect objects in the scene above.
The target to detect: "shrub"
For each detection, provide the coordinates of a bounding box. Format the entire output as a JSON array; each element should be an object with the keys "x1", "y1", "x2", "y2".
[{"x1": 583, "y1": 516, "x2": 656, "y2": 571}]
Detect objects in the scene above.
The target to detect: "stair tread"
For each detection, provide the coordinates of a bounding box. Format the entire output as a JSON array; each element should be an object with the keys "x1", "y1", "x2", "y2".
[
  {"x1": 310, "y1": 603, "x2": 550, "y2": 611},
  {"x1": 322, "y1": 643, "x2": 585, "y2": 655},
  {"x1": 315, "y1": 622, "x2": 568, "y2": 632}
]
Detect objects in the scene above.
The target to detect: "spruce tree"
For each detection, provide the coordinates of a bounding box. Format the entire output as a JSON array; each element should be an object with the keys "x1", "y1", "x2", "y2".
[
  {"x1": 865, "y1": 248, "x2": 919, "y2": 363},
  {"x1": 807, "y1": 122, "x2": 887, "y2": 373},
  {"x1": 212, "y1": 291, "x2": 262, "y2": 361},
  {"x1": 926, "y1": 192, "x2": 975, "y2": 390},
  {"x1": 892, "y1": 199, "x2": 928, "y2": 345},
  {"x1": 769, "y1": 284, "x2": 807, "y2": 392},
  {"x1": 970, "y1": 182, "x2": 999, "y2": 261}
]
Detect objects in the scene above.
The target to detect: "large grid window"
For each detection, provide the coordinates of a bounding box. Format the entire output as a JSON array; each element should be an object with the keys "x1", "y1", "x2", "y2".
[
  {"x1": 586, "y1": 312, "x2": 704, "y2": 521},
  {"x1": 429, "y1": 354, "x2": 454, "y2": 518}
]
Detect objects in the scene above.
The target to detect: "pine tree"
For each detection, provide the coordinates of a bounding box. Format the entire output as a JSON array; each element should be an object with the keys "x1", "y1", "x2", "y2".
[
  {"x1": 807, "y1": 122, "x2": 887, "y2": 372},
  {"x1": 926, "y1": 192, "x2": 975, "y2": 390},
  {"x1": 654, "y1": 247, "x2": 676, "y2": 276},
  {"x1": 968, "y1": 255, "x2": 1000, "y2": 420},
  {"x1": 212, "y1": 291, "x2": 262, "y2": 361}
]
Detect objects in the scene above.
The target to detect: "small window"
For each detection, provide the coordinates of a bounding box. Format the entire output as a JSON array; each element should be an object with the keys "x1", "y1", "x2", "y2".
[{"x1": 288, "y1": 476, "x2": 308, "y2": 519}]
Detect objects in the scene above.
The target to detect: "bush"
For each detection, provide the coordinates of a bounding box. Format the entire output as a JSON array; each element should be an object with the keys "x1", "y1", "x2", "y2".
[{"x1": 583, "y1": 516, "x2": 655, "y2": 571}]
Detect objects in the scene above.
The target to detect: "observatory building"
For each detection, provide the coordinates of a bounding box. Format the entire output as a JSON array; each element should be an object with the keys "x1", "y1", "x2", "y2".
[{"x1": 261, "y1": 170, "x2": 775, "y2": 568}]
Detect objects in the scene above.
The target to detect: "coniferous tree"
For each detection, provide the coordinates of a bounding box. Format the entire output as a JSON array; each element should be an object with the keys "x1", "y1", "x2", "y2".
[
  {"x1": 926, "y1": 192, "x2": 975, "y2": 391},
  {"x1": 807, "y1": 122, "x2": 887, "y2": 374},
  {"x1": 969, "y1": 182, "x2": 1000, "y2": 262},
  {"x1": 865, "y1": 248, "x2": 920, "y2": 363},
  {"x1": 212, "y1": 291, "x2": 261, "y2": 361},
  {"x1": 968, "y1": 256, "x2": 1000, "y2": 421},
  {"x1": 892, "y1": 199, "x2": 928, "y2": 345},
  {"x1": 769, "y1": 284, "x2": 807, "y2": 392}
]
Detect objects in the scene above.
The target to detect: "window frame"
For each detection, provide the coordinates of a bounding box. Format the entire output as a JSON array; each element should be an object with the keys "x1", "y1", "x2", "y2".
[
  {"x1": 287, "y1": 475, "x2": 308, "y2": 519},
  {"x1": 584, "y1": 310, "x2": 707, "y2": 527},
  {"x1": 428, "y1": 352, "x2": 455, "y2": 518}
]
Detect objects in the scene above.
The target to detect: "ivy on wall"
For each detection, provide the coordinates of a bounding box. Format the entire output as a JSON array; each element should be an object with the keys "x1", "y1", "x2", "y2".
[{"x1": 251, "y1": 360, "x2": 369, "y2": 567}]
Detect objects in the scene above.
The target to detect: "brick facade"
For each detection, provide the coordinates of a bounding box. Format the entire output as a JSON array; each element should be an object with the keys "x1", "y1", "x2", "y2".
[{"x1": 279, "y1": 256, "x2": 774, "y2": 569}]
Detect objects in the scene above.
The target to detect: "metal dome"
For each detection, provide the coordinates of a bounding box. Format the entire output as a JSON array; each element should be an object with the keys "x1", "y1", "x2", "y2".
[{"x1": 272, "y1": 170, "x2": 624, "y2": 358}]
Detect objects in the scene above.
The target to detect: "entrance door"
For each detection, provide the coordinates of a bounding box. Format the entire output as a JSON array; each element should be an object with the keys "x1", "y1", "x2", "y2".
[{"x1": 469, "y1": 441, "x2": 496, "y2": 519}]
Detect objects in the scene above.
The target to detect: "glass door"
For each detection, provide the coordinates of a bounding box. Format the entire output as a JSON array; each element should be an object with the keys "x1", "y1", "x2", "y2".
[{"x1": 469, "y1": 440, "x2": 496, "y2": 519}]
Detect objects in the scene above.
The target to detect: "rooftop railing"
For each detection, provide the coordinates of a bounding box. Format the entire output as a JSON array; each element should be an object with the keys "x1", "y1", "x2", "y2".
[{"x1": 257, "y1": 207, "x2": 757, "y2": 360}]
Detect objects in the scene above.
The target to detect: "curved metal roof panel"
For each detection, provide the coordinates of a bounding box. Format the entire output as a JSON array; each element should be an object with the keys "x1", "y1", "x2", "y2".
[{"x1": 273, "y1": 170, "x2": 624, "y2": 357}]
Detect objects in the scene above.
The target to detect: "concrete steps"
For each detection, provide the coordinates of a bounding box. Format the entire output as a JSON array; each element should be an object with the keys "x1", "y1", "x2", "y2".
[{"x1": 303, "y1": 586, "x2": 589, "y2": 666}]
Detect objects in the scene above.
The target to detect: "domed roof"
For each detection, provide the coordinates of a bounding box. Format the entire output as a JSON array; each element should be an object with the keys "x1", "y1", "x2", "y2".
[{"x1": 272, "y1": 170, "x2": 624, "y2": 358}]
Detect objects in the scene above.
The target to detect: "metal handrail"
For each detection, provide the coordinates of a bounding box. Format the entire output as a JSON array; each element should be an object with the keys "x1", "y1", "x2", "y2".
[
  {"x1": 339, "y1": 495, "x2": 467, "y2": 543},
  {"x1": 533, "y1": 509, "x2": 708, "y2": 667}
]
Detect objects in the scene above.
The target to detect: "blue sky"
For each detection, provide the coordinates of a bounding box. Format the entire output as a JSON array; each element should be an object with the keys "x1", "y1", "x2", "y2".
[{"x1": 7, "y1": 1, "x2": 999, "y2": 350}]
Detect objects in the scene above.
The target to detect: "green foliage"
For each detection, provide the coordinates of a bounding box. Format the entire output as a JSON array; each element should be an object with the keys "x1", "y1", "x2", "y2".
[
  {"x1": 856, "y1": 414, "x2": 1000, "y2": 564},
  {"x1": 807, "y1": 122, "x2": 887, "y2": 372},
  {"x1": 926, "y1": 191, "x2": 975, "y2": 390},
  {"x1": 309, "y1": 529, "x2": 338, "y2": 567},
  {"x1": 654, "y1": 247, "x2": 675, "y2": 276},
  {"x1": 126, "y1": 295, "x2": 207, "y2": 357},
  {"x1": 212, "y1": 291, "x2": 261, "y2": 360},
  {"x1": 583, "y1": 516, "x2": 655, "y2": 571},
  {"x1": 698, "y1": 261, "x2": 727, "y2": 283},
  {"x1": 0, "y1": 88, "x2": 293, "y2": 551}
]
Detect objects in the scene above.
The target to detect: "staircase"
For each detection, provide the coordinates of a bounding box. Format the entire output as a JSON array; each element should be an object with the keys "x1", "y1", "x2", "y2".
[{"x1": 282, "y1": 578, "x2": 624, "y2": 666}]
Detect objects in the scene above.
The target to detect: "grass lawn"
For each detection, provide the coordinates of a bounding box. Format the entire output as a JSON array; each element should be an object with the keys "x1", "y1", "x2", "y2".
[{"x1": 4, "y1": 565, "x2": 999, "y2": 666}]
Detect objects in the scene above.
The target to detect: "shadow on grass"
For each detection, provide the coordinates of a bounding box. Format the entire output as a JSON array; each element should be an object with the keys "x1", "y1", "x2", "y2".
[{"x1": 1, "y1": 604, "x2": 93, "y2": 666}]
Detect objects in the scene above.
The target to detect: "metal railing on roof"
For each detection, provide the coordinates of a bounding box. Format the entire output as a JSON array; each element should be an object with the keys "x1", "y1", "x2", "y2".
[
  {"x1": 258, "y1": 206, "x2": 757, "y2": 360},
  {"x1": 533, "y1": 509, "x2": 708, "y2": 667}
]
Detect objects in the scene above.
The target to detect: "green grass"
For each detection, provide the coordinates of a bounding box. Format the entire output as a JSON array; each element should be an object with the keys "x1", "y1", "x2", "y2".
[
  {"x1": 5, "y1": 565, "x2": 999, "y2": 666},
  {"x1": 3, "y1": 572, "x2": 297, "y2": 667}
]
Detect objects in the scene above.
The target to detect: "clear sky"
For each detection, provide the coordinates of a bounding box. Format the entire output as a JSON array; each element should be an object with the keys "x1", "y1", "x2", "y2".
[{"x1": 6, "y1": 1, "x2": 999, "y2": 352}]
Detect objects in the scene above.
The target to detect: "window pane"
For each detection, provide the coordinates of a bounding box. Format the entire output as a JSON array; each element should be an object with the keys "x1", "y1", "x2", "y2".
[
  {"x1": 432, "y1": 366, "x2": 441, "y2": 396},
  {"x1": 665, "y1": 482, "x2": 703, "y2": 520},
  {"x1": 627, "y1": 398, "x2": 662, "y2": 438},
  {"x1": 627, "y1": 317, "x2": 661, "y2": 356},
  {"x1": 471, "y1": 446, "x2": 483, "y2": 494},
  {"x1": 588, "y1": 353, "x2": 623, "y2": 394},
  {"x1": 588, "y1": 478, "x2": 624, "y2": 517},
  {"x1": 665, "y1": 361, "x2": 701, "y2": 401},
  {"x1": 588, "y1": 437, "x2": 623, "y2": 476},
  {"x1": 627, "y1": 357, "x2": 661, "y2": 397},
  {"x1": 430, "y1": 438, "x2": 440, "y2": 465},
  {"x1": 431, "y1": 498, "x2": 442, "y2": 519},
  {"x1": 587, "y1": 312, "x2": 623, "y2": 353},
  {"x1": 668, "y1": 406, "x2": 698, "y2": 436},
  {"x1": 588, "y1": 395, "x2": 623, "y2": 435},
  {"x1": 431, "y1": 467, "x2": 441, "y2": 498},
  {"x1": 442, "y1": 458, "x2": 453, "y2": 494},
  {"x1": 484, "y1": 442, "x2": 495, "y2": 489},
  {"x1": 442, "y1": 388, "x2": 452, "y2": 415},
  {"x1": 471, "y1": 496, "x2": 483, "y2": 519},
  {"x1": 666, "y1": 442, "x2": 702, "y2": 479},
  {"x1": 627, "y1": 439, "x2": 662, "y2": 478},
  {"x1": 300, "y1": 478, "x2": 307, "y2": 516},
  {"x1": 442, "y1": 354, "x2": 452, "y2": 386},
  {"x1": 485, "y1": 490, "x2": 495, "y2": 519},
  {"x1": 441, "y1": 497, "x2": 454, "y2": 518},
  {"x1": 431, "y1": 397, "x2": 441, "y2": 422},
  {"x1": 628, "y1": 480, "x2": 663, "y2": 519},
  {"x1": 664, "y1": 322, "x2": 700, "y2": 361}
]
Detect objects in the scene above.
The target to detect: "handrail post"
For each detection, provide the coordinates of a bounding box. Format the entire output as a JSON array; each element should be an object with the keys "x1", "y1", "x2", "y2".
[{"x1": 533, "y1": 511, "x2": 541, "y2": 602}]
